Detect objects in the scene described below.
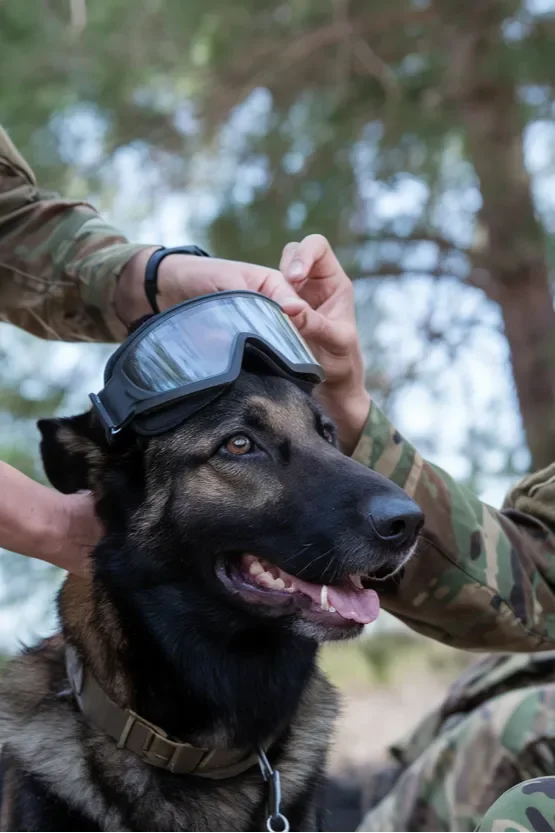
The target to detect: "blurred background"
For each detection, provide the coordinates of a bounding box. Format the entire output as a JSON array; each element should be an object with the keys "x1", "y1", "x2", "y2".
[{"x1": 1, "y1": 0, "x2": 555, "y2": 769}]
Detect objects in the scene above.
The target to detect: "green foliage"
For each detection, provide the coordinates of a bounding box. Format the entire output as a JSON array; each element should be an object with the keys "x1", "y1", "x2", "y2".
[
  {"x1": 359, "y1": 631, "x2": 417, "y2": 684},
  {"x1": 358, "y1": 631, "x2": 473, "y2": 685},
  {"x1": 319, "y1": 630, "x2": 474, "y2": 689},
  {"x1": 0, "y1": 1, "x2": 547, "y2": 471}
]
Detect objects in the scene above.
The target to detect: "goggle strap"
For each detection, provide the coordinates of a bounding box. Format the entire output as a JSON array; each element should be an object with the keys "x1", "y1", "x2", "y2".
[{"x1": 90, "y1": 373, "x2": 134, "y2": 441}]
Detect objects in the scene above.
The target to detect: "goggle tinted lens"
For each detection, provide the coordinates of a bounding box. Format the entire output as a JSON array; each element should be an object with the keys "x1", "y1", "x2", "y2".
[{"x1": 122, "y1": 294, "x2": 317, "y2": 393}]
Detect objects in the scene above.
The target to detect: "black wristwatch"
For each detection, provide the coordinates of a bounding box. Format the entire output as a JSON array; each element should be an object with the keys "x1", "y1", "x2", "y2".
[{"x1": 144, "y1": 245, "x2": 211, "y2": 314}]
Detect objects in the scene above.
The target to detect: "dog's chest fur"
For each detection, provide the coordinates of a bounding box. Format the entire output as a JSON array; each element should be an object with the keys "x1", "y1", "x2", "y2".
[{"x1": 0, "y1": 637, "x2": 338, "y2": 831}]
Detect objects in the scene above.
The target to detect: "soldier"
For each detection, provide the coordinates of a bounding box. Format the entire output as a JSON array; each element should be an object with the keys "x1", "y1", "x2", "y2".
[
  {"x1": 2, "y1": 126, "x2": 555, "y2": 831},
  {"x1": 283, "y1": 237, "x2": 555, "y2": 833}
]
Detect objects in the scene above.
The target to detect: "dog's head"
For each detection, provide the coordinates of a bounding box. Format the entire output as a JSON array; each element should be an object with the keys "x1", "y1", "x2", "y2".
[{"x1": 38, "y1": 370, "x2": 422, "y2": 643}]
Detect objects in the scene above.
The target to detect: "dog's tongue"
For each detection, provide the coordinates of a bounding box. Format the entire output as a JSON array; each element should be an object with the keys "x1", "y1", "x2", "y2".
[
  {"x1": 290, "y1": 576, "x2": 380, "y2": 624},
  {"x1": 327, "y1": 584, "x2": 380, "y2": 623}
]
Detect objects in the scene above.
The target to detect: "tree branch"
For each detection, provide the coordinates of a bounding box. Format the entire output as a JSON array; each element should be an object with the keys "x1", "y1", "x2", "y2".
[
  {"x1": 353, "y1": 230, "x2": 471, "y2": 256},
  {"x1": 355, "y1": 265, "x2": 453, "y2": 280},
  {"x1": 350, "y1": 37, "x2": 400, "y2": 97},
  {"x1": 202, "y1": 6, "x2": 433, "y2": 124}
]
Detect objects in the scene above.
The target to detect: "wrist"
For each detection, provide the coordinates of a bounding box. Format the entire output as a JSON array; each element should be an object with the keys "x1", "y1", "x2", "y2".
[
  {"x1": 317, "y1": 384, "x2": 371, "y2": 456},
  {"x1": 115, "y1": 246, "x2": 160, "y2": 325},
  {"x1": 345, "y1": 389, "x2": 372, "y2": 453},
  {"x1": 115, "y1": 248, "x2": 210, "y2": 323},
  {"x1": 20, "y1": 488, "x2": 68, "y2": 567},
  {"x1": 41, "y1": 492, "x2": 98, "y2": 577},
  {"x1": 340, "y1": 389, "x2": 372, "y2": 456}
]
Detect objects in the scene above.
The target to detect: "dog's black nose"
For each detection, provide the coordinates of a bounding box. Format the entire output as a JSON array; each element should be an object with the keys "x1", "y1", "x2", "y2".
[{"x1": 368, "y1": 495, "x2": 424, "y2": 547}]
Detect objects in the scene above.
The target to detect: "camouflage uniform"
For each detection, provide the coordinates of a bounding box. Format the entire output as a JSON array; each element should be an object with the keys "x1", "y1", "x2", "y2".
[
  {"x1": 0, "y1": 126, "x2": 149, "y2": 342},
  {"x1": 478, "y1": 778, "x2": 555, "y2": 832},
  {"x1": 353, "y1": 409, "x2": 555, "y2": 831},
  {"x1": 3, "y1": 125, "x2": 555, "y2": 831}
]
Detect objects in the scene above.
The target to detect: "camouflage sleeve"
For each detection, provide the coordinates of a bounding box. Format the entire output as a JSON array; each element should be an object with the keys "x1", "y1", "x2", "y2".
[
  {"x1": 0, "y1": 126, "x2": 151, "y2": 342},
  {"x1": 354, "y1": 402, "x2": 555, "y2": 652}
]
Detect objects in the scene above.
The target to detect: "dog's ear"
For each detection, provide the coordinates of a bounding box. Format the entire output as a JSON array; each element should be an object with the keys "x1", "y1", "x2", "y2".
[{"x1": 38, "y1": 411, "x2": 108, "y2": 494}]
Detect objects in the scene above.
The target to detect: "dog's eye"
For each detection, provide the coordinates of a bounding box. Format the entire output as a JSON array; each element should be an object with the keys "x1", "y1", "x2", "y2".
[{"x1": 224, "y1": 435, "x2": 253, "y2": 455}]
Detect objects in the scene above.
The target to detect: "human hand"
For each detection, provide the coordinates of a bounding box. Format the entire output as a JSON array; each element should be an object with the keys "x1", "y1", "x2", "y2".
[
  {"x1": 0, "y1": 462, "x2": 99, "y2": 577},
  {"x1": 279, "y1": 235, "x2": 370, "y2": 455},
  {"x1": 53, "y1": 491, "x2": 101, "y2": 577},
  {"x1": 114, "y1": 240, "x2": 369, "y2": 453},
  {"x1": 115, "y1": 247, "x2": 309, "y2": 325}
]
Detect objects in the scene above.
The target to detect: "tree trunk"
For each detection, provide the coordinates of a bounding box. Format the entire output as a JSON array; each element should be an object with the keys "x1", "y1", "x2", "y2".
[
  {"x1": 439, "y1": 1, "x2": 555, "y2": 470},
  {"x1": 497, "y1": 270, "x2": 555, "y2": 470}
]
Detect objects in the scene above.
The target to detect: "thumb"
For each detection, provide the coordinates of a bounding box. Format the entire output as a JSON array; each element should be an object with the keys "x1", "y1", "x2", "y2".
[{"x1": 283, "y1": 234, "x2": 341, "y2": 282}]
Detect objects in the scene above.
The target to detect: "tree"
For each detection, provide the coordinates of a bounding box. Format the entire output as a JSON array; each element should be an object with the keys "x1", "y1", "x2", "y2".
[
  {"x1": 187, "y1": 0, "x2": 555, "y2": 470},
  {"x1": 1, "y1": 0, "x2": 554, "y2": 477}
]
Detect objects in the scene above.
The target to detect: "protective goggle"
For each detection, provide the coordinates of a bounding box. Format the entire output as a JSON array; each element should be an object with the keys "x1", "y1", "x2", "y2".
[{"x1": 90, "y1": 290, "x2": 324, "y2": 439}]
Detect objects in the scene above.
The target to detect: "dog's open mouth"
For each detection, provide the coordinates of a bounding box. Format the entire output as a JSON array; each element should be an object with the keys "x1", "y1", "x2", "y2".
[{"x1": 216, "y1": 554, "x2": 382, "y2": 627}]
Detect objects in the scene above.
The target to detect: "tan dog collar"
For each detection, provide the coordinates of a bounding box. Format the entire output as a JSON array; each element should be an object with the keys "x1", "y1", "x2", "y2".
[{"x1": 64, "y1": 645, "x2": 266, "y2": 780}]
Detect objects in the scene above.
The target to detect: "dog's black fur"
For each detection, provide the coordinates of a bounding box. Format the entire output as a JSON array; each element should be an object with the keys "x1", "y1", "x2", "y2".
[{"x1": 0, "y1": 365, "x2": 421, "y2": 831}]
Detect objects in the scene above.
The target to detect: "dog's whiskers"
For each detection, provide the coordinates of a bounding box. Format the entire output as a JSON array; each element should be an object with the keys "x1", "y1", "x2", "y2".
[
  {"x1": 280, "y1": 542, "x2": 313, "y2": 561},
  {"x1": 294, "y1": 548, "x2": 335, "y2": 579}
]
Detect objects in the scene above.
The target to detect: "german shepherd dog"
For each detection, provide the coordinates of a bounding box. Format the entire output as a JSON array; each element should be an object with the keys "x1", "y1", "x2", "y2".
[{"x1": 0, "y1": 357, "x2": 423, "y2": 831}]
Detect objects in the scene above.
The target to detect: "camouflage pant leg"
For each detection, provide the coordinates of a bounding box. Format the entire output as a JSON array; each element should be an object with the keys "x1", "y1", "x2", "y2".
[
  {"x1": 357, "y1": 684, "x2": 555, "y2": 832},
  {"x1": 476, "y1": 777, "x2": 555, "y2": 832}
]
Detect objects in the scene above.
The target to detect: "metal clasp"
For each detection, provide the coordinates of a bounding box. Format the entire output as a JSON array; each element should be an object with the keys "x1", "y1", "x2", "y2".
[{"x1": 257, "y1": 747, "x2": 290, "y2": 833}]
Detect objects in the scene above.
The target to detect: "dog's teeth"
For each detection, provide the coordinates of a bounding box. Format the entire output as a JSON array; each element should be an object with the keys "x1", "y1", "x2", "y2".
[
  {"x1": 350, "y1": 574, "x2": 363, "y2": 590},
  {"x1": 320, "y1": 585, "x2": 330, "y2": 611},
  {"x1": 329, "y1": 606, "x2": 336, "y2": 613},
  {"x1": 249, "y1": 561, "x2": 264, "y2": 576},
  {"x1": 257, "y1": 570, "x2": 275, "y2": 587},
  {"x1": 278, "y1": 572, "x2": 293, "y2": 590},
  {"x1": 273, "y1": 578, "x2": 285, "y2": 590}
]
